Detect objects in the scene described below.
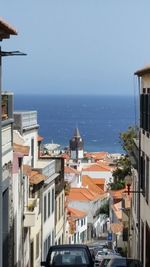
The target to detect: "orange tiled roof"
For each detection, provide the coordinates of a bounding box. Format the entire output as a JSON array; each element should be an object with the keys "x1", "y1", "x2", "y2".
[
  {"x1": 68, "y1": 187, "x2": 104, "y2": 202},
  {"x1": 82, "y1": 175, "x2": 104, "y2": 194},
  {"x1": 65, "y1": 166, "x2": 79, "y2": 174},
  {"x1": 84, "y1": 151, "x2": 108, "y2": 160},
  {"x1": 13, "y1": 143, "x2": 29, "y2": 156},
  {"x1": 67, "y1": 207, "x2": 87, "y2": 219},
  {"x1": 37, "y1": 135, "x2": 43, "y2": 142},
  {"x1": 0, "y1": 17, "x2": 17, "y2": 39},
  {"x1": 61, "y1": 153, "x2": 70, "y2": 159},
  {"x1": 110, "y1": 223, "x2": 123, "y2": 233},
  {"x1": 29, "y1": 171, "x2": 47, "y2": 185},
  {"x1": 23, "y1": 165, "x2": 32, "y2": 176},
  {"x1": 82, "y1": 163, "x2": 111, "y2": 172},
  {"x1": 96, "y1": 161, "x2": 113, "y2": 171},
  {"x1": 92, "y1": 178, "x2": 105, "y2": 185}
]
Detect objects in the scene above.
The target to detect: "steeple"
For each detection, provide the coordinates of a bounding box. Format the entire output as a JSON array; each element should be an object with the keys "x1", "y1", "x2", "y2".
[
  {"x1": 73, "y1": 127, "x2": 81, "y2": 138},
  {"x1": 69, "y1": 128, "x2": 84, "y2": 161}
]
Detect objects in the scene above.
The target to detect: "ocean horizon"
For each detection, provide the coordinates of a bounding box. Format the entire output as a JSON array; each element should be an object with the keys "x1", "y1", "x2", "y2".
[{"x1": 14, "y1": 94, "x2": 138, "y2": 153}]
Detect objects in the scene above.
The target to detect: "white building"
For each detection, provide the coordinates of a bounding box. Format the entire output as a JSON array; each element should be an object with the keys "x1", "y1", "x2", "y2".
[
  {"x1": 64, "y1": 166, "x2": 82, "y2": 188},
  {"x1": 82, "y1": 163, "x2": 113, "y2": 187},
  {"x1": 13, "y1": 110, "x2": 63, "y2": 264},
  {"x1": 68, "y1": 187, "x2": 109, "y2": 240},
  {"x1": 1, "y1": 92, "x2": 15, "y2": 267},
  {"x1": 66, "y1": 207, "x2": 87, "y2": 244}
]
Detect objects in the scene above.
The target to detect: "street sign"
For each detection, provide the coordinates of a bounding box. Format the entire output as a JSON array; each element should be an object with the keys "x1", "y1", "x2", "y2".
[{"x1": 107, "y1": 232, "x2": 112, "y2": 241}]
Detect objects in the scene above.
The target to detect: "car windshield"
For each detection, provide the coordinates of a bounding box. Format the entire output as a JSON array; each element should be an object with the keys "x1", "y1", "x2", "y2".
[{"x1": 47, "y1": 247, "x2": 90, "y2": 266}]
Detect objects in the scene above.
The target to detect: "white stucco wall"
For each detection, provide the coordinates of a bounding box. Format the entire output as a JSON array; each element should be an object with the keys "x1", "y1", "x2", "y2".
[
  {"x1": 42, "y1": 182, "x2": 55, "y2": 259},
  {"x1": 64, "y1": 173, "x2": 81, "y2": 188}
]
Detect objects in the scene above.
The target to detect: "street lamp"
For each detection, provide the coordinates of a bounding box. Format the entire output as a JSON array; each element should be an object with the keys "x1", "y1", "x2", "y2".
[{"x1": 124, "y1": 175, "x2": 144, "y2": 195}]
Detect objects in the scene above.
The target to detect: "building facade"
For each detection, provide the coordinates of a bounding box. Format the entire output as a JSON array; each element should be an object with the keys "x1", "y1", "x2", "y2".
[{"x1": 133, "y1": 66, "x2": 150, "y2": 267}]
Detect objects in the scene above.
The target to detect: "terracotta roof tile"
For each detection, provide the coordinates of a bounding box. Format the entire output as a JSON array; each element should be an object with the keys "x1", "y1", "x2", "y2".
[
  {"x1": 92, "y1": 178, "x2": 105, "y2": 185},
  {"x1": 29, "y1": 171, "x2": 47, "y2": 185},
  {"x1": 37, "y1": 135, "x2": 43, "y2": 142},
  {"x1": 82, "y1": 175, "x2": 104, "y2": 194},
  {"x1": 68, "y1": 187, "x2": 105, "y2": 202},
  {"x1": 61, "y1": 153, "x2": 70, "y2": 159},
  {"x1": 65, "y1": 166, "x2": 79, "y2": 174},
  {"x1": 13, "y1": 143, "x2": 29, "y2": 156},
  {"x1": 96, "y1": 162, "x2": 113, "y2": 171},
  {"x1": 0, "y1": 17, "x2": 17, "y2": 39},
  {"x1": 84, "y1": 151, "x2": 108, "y2": 160},
  {"x1": 82, "y1": 163, "x2": 111, "y2": 172},
  {"x1": 110, "y1": 223, "x2": 123, "y2": 233},
  {"x1": 67, "y1": 207, "x2": 87, "y2": 219}
]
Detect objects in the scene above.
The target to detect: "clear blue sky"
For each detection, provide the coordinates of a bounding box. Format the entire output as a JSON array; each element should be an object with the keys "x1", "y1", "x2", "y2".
[{"x1": 1, "y1": 0, "x2": 150, "y2": 95}]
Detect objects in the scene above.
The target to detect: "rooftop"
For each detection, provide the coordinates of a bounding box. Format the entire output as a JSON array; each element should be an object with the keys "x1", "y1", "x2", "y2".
[
  {"x1": 29, "y1": 171, "x2": 47, "y2": 185},
  {"x1": 82, "y1": 175, "x2": 104, "y2": 194},
  {"x1": 0, "y1": 17, "x2": 17, "y2": 40},
  {"x1": 82, "y1": 163, "x2": 111, "y2": 172},
  {"x1": 13, "y1": 143, "x2": 29, "y2": 156},
  {"x1": 67, "y1": 207, "x2": 87, "y2": 219},
  {"x1": 68, "y1": 187, "x2": 105, "y2": 202},
  {"x1": 64, "y1": 166, "x2": 79, "y2": 175},
  {"x1": 134, "y1": 64, "x2": 150, "y2": 76}
]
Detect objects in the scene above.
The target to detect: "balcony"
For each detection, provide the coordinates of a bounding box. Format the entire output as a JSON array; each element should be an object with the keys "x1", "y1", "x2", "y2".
[
  {"x1": 1, "y1": 92, "x2": 13, "y2": 122},
  {"x1": 14, "y1": 111, "x2": 39, "y2": 134},
  {"x1": 24, "y1": 198, "x2": 39, "y2": 227}
]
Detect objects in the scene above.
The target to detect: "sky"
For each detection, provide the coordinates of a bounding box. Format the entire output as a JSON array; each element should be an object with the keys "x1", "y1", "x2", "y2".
[{"x1": 1, "y1": 0, "x2": 150, "y2": 95}]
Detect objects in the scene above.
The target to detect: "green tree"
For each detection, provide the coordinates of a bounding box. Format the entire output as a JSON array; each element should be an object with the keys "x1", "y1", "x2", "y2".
[
  {"x1": 120, "y1": 126, "x2": 138, "y2": 153},
  {"x1": 110, "y1": 126, "x2": 137, "y2": 190}
]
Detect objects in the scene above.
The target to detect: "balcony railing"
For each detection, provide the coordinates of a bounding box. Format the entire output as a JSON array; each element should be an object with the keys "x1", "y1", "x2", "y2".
[
  {"x1": 14, "y1": 111, "x2": 39, "y2": 133},
  {"x1": 24, "y1": 198, "x2": 39, "y2": 227}
]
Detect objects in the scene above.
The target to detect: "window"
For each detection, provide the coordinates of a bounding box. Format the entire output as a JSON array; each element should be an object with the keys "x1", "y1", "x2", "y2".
[
  {"x1": 36, "y1": 233, "x2": 40, "y2": 259},
  {"x1": 44, "y1": 195, "x2": 47, "y2": 222},
  {"x1": 31, "y1": 138, "x2": 34, "y2": 167},
  {"x1": 52, "y1": 188, "x2": 54, "y2": 213},
  {"x1": 48, "y1": 191, "x2": 51, "y2": 217},
  {"x1": 52, "y1": 230, "x2": 55, "y2": 245},
  {"x1": 140, "y1": 154, "x2": 145, "y2": 196},
  {"x1": 62, "y1": 193, "x2": 64, "y2": 217},
  {"x1": 140, "y1": 92, "x2": 150, "y2": 133},
  {"x1": 59, "y1": 197, "x2": 61, "y2": 220},
  {"x1": 30, "y1": 241, "x2": 34, "y2": 267},
  {"x1": 146, "y1": 156, "x2": 149, "y2": 204},
  {"x1": 48, "y1": 234, "x2": 51, "y2": 247},
  {"x1": 55, "y1": 199, "x2": 57, "y2": 223}
]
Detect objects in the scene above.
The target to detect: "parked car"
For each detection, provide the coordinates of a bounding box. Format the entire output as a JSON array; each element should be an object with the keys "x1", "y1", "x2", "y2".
[
  {"x1": 41, "y1": 244, "x2": 94, "y2": 267},
  {"x1": 95, "y1": 254, "x2": 123, "y2": 267},
  {"x1": 100, "y1": 257, "x2": 142, "y2": 267}
]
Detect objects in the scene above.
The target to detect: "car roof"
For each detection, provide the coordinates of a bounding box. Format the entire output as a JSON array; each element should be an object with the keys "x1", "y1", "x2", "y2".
[
  {"x1": 49, "y1": 244, "x2": 89, "y2": 249},
  {"x1": 102, "y1": 255, "x2": 124, "y2": 259}
]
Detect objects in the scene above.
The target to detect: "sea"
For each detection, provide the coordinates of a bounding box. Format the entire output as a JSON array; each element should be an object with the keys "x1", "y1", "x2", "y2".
[{"x1": 14, "y1": 95, "x2": 138, "y2": 154}]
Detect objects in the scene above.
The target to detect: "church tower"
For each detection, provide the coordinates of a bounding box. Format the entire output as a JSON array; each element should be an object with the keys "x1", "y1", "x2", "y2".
[{"x1": 69, "y1": 128, "x2": 84, "y2": 161}]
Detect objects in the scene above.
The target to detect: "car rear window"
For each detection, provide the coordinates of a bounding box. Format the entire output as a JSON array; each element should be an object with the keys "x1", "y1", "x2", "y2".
[{"x1": 47, "y1": 248, "x2": 90, "y2": 266}]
